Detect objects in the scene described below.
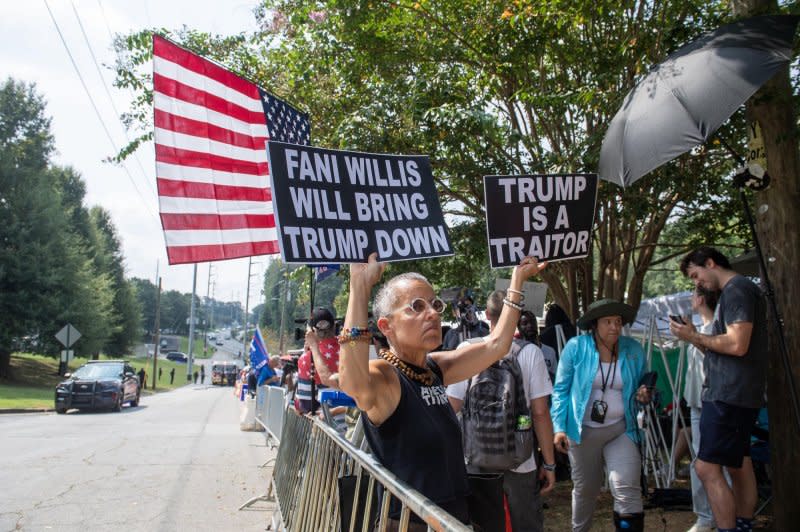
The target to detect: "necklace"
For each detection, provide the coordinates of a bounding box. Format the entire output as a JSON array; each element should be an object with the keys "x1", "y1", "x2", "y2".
[{"x1": 379, "y1": 349, "x2": 435, "y2": 386}]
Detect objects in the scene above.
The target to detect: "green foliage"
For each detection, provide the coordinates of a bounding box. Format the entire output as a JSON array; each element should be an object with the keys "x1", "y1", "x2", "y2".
[
  {"x1": 112, "y1": 1, "x2": 765, "y2": 317},
  {"x1": 0, "y1": 78, "x2": 143, "y2": 377},
  {"x1": 131, "y1": 276, "x2": 243, "y2": 341}
]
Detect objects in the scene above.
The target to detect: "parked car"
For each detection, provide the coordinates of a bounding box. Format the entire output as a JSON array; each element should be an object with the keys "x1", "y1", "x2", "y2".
[
  {"x1": 166, "y1": 351, "x2": 188, "y2": 363},
  {"x1": 215, "y1": 339, "x2": 224, "y2": 346},
  {"x1": 54, "y1": 360, "x2": 140, "y2": 414}
]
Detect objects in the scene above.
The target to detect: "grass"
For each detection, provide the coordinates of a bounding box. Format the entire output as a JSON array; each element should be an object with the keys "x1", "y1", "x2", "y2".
[
  {"x1": 0, "y1": 384, "x2": 56, "y2": 410},
  {"x1": 0, "y1": 352, "x2": 201, "y2": 410}
]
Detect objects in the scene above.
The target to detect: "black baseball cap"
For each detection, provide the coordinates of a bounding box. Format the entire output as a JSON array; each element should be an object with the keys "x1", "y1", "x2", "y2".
[{"x1": 310, "y1": 307, "x2": 334, "y2": 331}]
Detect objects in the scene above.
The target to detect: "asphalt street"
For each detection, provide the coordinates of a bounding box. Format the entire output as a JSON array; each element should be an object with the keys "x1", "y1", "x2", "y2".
[{"x1": 0, "y1": 382, "x2": 276, "y2": 531}]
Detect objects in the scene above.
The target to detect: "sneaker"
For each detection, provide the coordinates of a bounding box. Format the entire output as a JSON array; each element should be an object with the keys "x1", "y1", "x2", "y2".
[{"x1": 686, "y1": 523, "x2": 716, "y2": 532}]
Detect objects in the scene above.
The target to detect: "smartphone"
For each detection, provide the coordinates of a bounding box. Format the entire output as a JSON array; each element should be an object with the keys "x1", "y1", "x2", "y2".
[{"x1": 669, "y1": 315, "x2": 686, "y2": 325}]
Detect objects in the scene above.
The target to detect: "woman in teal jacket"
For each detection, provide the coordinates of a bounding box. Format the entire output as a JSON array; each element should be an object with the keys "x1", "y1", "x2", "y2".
[{"x1": 550, "y1": 299, "x2": 651, "y2": 532}]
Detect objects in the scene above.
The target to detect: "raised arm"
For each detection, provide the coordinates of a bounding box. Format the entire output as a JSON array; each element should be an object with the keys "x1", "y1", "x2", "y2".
[
  {"x1": 305, "y1": 328, "x2": 339, "y2": 388},
  {"x1": 337, "y1": 253, "x2": 398, "y2": 423},
  {"x1": 431, "y1": 256, "x2": 547, "y2": 384}
]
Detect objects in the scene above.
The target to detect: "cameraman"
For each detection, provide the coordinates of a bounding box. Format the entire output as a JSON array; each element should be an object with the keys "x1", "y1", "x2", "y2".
[
  {"x1": 295, "y1": 307, "x2": 340, "y2": 414},
  {"x1": 441, "y1": 289, "x2": 490, "y2": 351}
]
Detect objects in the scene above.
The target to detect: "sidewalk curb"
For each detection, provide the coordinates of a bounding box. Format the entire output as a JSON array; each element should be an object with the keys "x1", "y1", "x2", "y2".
[{"x1": 0, "y1": 408, "x2": 54, "y2": 414}]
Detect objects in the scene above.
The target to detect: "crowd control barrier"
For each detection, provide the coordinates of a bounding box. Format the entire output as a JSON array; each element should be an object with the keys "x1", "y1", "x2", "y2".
[
  {"x1": 244, "y1": 385, "x2": 470, "y2": 531},
  {"x1": 270, "y1": 407, "x2": 471, "y2": 532},
  {"x1": 255, "y1": 385, "x2": 288, "y2": 447}
]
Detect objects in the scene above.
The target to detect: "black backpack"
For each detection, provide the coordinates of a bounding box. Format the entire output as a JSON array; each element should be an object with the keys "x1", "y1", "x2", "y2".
[{"x1": 461, "y1": 340, "x2": 533, "y2": 471}]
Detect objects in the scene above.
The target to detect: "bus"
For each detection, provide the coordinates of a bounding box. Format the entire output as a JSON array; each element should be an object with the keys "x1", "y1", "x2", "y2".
[{"x1": 211, "y1": 361, "x2": 239, "y2": 386}]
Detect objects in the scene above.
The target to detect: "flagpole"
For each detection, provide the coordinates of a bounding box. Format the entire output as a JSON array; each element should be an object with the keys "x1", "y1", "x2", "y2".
[
  {"x1": 308, "y1": 266, "x2": 317, "y2": 416},
  {"x1": 309, "y1": 267, "x2": 315, "y2": 315}
]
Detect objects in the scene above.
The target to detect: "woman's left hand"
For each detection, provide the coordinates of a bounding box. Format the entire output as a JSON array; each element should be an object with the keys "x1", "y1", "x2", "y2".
[
  {"x1": 512, "y1": 256, "x2": 548, "y2": 282},
  {"x1": 636, "y1": 384, "x2": 652, "y2": 404}
]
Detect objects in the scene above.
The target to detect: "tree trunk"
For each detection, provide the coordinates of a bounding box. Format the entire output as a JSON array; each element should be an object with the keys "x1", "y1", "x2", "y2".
[
  {"x1": 0, "y1": 348, "x2": 12, "y2": 380},
  {"x1": 732, "y1": 1, "x2": 800, "y2": 529}
]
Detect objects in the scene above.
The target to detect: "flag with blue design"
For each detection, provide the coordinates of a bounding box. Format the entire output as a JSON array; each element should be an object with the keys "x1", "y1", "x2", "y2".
[
  {"x1": 314, "y1": 264, "x2": 340, "y2": 282},
  {"x1": 249, "y1": 327, "x2": 269, "y2": 372}
]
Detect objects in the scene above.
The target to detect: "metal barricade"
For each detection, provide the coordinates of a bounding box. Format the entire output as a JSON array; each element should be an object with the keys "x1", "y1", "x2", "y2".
[
  {"x1": 254, "y1": 385, "x2": 289, "y2": 447},
  {"x1": 265, "y1": 385, "x2": 287, "y2": 444},
  {"x1": 271, "y1": 408, "x2": 471, "y2": 532},
  {"x1": 239, "y1": 385, "x2": 290, "y2": 512},
  {"x1": 255, "y1": 384, "x2": 269, "y2": 429}
]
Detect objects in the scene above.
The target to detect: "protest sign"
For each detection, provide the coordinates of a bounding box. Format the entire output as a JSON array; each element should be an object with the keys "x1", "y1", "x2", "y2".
[
  {"x1": 484, "y1": 173, "x2": 598, "y2": 268},
  {"x1": 268, "y1": 141, "x2": 453, "y2": 264}
]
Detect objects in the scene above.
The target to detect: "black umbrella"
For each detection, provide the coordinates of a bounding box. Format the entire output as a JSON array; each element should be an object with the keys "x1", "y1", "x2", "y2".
[
  {"x1": 598, "y1": 15, "x2": 798, "y2": 187},
  {"x1": 598, "y1": 14, "x2": 800, "y2": 432}
]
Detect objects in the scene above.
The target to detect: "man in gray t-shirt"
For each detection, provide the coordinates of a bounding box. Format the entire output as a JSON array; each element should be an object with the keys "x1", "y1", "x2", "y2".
[
  {"x1": 704, "y1": 275, "x2": 767, "y2": 407},
  {"x1": 671, "y1": 246, "x2": 766, "y2": 532}
]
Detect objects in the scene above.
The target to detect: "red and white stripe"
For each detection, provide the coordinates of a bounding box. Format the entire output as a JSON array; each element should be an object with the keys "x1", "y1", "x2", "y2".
[{"x1": 153, "y1": 35, "x2": 279, "y2": 264}]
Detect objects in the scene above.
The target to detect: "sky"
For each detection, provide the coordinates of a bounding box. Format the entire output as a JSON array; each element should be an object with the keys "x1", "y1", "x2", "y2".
[{"x1": 0, "y1": 0, "x2": 274, "y2": 310}]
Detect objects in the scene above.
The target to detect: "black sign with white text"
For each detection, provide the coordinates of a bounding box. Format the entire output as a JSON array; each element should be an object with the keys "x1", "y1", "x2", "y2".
[
  {"x1": 268, "y1": 141, "x2": 453, "y2": 264},
  {"x1": 483, "y1": 173, "x2": 598, "y2": 268}
]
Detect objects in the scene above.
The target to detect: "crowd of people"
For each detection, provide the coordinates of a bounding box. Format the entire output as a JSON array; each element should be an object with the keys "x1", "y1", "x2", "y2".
[{"x1": 252, "y1": 245, "x2": 767, "y2": 532}]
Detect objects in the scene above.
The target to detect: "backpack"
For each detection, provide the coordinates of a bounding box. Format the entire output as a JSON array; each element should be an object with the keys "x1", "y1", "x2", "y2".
[{"x1": 461, "y1": 339, "x2": 534, "y2": 471}]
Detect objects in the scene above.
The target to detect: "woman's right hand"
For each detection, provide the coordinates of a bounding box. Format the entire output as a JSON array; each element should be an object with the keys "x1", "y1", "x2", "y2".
[
  {"x1": 349, "y1": 252, "x2": 386, "y2": 291},
  {"x1": 554, "y1": 432, "x2": 570, "y2": 454},
  {"x1": 304, "y1": 327, "x2": 318, "y2": 349}
]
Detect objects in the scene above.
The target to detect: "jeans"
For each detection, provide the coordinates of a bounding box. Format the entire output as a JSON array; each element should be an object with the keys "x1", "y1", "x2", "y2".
[{"x1": 503, "y1": 469, "x2": 543, "y2": 532}]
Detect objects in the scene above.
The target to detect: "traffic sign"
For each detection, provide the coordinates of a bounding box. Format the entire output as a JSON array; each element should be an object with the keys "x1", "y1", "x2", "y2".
[{"x1": 55, "y1": 324, "x2": 81, "y2": 348}]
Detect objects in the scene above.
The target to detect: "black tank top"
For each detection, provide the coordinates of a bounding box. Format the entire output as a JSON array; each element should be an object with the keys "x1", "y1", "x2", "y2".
[{"x1": 363, "y1": 357, "x2": 470, "y2": 523}]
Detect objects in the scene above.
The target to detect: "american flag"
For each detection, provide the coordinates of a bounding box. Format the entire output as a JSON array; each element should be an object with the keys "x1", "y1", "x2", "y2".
[{"x1": 152, "y1": 34, "x2": 311, "y2": 265}]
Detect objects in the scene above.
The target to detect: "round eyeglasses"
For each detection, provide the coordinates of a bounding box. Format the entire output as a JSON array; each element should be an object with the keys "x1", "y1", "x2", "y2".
[{"x1": 393, "y1": 297, "x2": 446, "y2": 315}]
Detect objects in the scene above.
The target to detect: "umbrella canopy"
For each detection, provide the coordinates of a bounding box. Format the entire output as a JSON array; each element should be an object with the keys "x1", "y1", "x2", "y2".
[{"x1": 599, "y1": 15, "x2": 799, "y2": 187}]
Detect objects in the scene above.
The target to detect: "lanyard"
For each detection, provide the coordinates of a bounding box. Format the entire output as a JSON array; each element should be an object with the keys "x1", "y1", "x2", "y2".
[
  {"x1": 598, "y1": 357, "x2": 617, "y2": 395},
  {"x1": 594, "y1": 332, "x2": 618, "y2": 396}
]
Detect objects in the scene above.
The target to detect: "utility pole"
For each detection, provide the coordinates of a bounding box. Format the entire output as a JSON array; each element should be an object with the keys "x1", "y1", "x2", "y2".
[
  {"x1": 152, "y1": 278, "x2": 161, "y2": 391},
  {"x1": 203, "y1": 264, "x2": 214, "y2": 356},
  {"x1": 278, "y1": 266, "x2": 289, "y2": 356},
  {"x1": 187, "y1": 264, "x2": 198, "y2": 383}
]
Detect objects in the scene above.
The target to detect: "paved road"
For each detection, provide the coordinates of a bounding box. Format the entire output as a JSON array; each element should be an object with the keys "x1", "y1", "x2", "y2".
[{"x1": 0, "y1": 384, "x2": 276, "y2": 531}]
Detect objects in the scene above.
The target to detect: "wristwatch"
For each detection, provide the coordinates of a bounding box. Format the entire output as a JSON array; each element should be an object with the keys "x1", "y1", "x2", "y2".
[{"x1": 542, "y1": 462, "x2": 556, "y2": 472}]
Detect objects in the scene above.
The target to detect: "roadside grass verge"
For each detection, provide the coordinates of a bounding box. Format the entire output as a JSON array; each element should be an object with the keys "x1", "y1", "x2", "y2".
[{"x1": 1, "y1": 352, "x2": 199, "y2": 409}]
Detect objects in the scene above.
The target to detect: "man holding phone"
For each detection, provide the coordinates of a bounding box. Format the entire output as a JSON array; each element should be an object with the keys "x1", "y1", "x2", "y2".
[{"x1": 671, "y1": 247, "x2": 767, "y2": 532}]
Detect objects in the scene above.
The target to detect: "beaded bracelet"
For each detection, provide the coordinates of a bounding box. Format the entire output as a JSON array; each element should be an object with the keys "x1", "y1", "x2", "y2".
[
  {"x1": 506, "y1": 288, "x2": 525, "y2": 300},
  {"x1": 503, "y1": 297, "x2": 524, "y2": 311},
  {"x1": 337, "y1": 326, "x2": 373, "y2": 345}
]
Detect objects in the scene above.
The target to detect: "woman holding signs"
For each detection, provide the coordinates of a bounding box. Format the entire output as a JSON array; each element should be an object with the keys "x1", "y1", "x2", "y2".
[
  {"x1": 550, "y1": 299, "x2": 653, "y2": 532},
  {"x1": 337, "y1": 252, "x2": 547, "y2": 529}
]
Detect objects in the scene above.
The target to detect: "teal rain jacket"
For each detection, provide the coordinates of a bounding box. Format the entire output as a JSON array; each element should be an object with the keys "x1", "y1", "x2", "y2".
[{"x1": 550, "y1": 334, "x2": 647, "y2": 444}]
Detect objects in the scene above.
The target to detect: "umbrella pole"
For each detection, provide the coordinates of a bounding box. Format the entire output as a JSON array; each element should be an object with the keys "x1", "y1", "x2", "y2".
[
  {"x1": 738, "y1": 185, "x2": 800, "y2": 433},
  {"x1": 719, "y1": 134, "x2": 800, "y2": 432}
]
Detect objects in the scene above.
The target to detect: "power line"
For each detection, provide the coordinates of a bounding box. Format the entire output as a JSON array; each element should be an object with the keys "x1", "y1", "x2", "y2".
[
  {"x1": 70, "y1": 0, "x2": 157, "y2": 197},
  {"x1": 42, "y1": 0, "x2": 160, "y2": 225},
  {"x1": 95, "y1": 0, "x2": 115, "y2": 43}
]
